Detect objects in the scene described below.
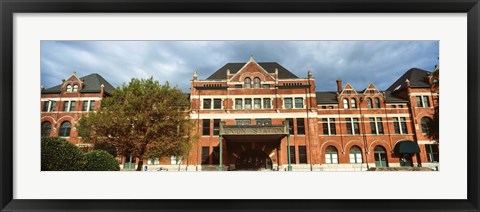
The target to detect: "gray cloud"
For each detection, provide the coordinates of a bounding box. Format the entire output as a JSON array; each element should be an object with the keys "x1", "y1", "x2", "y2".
[{"x1": 41, "y1": 41, "x2": 438, "y2": 92}]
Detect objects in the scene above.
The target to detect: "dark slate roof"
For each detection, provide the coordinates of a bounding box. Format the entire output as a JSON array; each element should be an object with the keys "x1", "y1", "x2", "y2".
[
  {"x1": 316, "y1": 92, "x2": 338, "y2": 104},
  {"x1": 42, "y1": 73, "x2": 115, "y2": 95},
  {"x1": 386, "y1": 68, "x2": 432, "y2": 92},
  {"x1": 206, "y1": 62, "x2": 299, "y2": 80},
  {"x1": 385, "y1": 91, "x2": 409, "y2": 103}
]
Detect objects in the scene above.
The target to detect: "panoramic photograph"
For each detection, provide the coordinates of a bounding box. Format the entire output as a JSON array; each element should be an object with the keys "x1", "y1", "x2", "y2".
[{"x1": 40, "y1": 40, "x2": 439, "y2": 172}]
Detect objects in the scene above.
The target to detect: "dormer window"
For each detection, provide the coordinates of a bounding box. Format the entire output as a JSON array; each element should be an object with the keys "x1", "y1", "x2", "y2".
[
  {"x1": 253, "y1": 77, "x2": 261, "y2": 88},
  {"x1": 73, "y1": 85, "x2": 78, "y2": 92},
  {"x1": 244, "y1": 78, "x2": 251, "y2": 88},
  {"x1": 66, "y1": 85, "x2": 72, "y2": 92}
]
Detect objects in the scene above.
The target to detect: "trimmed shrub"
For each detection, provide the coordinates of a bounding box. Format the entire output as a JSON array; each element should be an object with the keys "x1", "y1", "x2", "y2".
[
  {"x1": 41, "y1": 137, "x2": 85, "y2": 171},
  {"x1": 84, "y1": 150, "x2": 120, "y2": 171}
]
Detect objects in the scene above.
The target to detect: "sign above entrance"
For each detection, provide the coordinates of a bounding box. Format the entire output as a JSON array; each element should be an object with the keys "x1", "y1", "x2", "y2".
[{"x1": 219, "y1": 122, "x2": 289, "y2": 136}]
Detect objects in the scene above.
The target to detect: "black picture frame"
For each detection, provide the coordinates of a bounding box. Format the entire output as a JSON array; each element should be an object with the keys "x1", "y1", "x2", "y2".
[{"x1": 1, "y1": 1, "x2": 479, "y2": 211}]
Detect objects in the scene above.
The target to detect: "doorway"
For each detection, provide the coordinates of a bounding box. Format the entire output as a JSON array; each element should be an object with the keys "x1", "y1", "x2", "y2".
[{"x1": 235, "y1": 150, "x2": 272, "y2": 170}]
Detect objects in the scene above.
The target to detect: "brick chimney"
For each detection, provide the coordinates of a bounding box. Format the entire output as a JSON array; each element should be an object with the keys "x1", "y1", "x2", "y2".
[{"x1": 336, "y1": 79, "x2": 343, "y2": 93}]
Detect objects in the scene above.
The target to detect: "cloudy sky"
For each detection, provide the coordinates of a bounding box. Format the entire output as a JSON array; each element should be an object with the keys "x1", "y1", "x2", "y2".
[{"x1": 41, "y1": 41, "x2": 438, "y2": 92}]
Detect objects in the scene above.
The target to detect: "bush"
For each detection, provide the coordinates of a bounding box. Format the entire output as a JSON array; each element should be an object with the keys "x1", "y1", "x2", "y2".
[
  {"x1": 84, "y1": 150, "x2": 120, "y2": 171},
  {"x1": 41, "y1": 137, "x2": 85, "y2": 171}
]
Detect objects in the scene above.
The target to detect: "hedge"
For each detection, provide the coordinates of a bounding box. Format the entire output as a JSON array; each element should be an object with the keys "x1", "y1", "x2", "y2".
[
  {"x1": 41, "y1": 137, "x2": 85, "y2": 171},
  {"x1": 84, "y1": 150, "x2": 120, "y2": 171}
]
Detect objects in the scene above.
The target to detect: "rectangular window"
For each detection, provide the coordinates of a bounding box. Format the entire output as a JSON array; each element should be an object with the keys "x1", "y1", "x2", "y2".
[
  {"x1": 213, "y1": 119, "x2": 220, "y2": 135},
  {"x1": 298, "y1": 146, "x2": 307, "y2": 164},
  {"x1": 42, "y1": 101, "x2": 49, "y2": 112},
  {"x1": 235, "y1": 99, "x2": 243, "y2": 109},
  {"x1": 423, "y1": 96, "x2": 430, "y2": 107},
  {"x1": 213, "y1": 99, "x2": 222, "y2": 109},
  {"x1": 321, "y1": 106, "x2": 327, "y2": 110},
  {"x1": 201, "y1": 147, "x2": 209, "y2": 164},
  {"x1": 203, "y1": 99, "x2": 212, "y2": 109},
  {"x1": 202, "y1": 119, "x2": 210, "y2": 136},
  {"x1": 82, "y1": 100, "x2": 88, "y2": 111},
  {"x1": 346, "y1": 118, "x2": 359, "y2": 135},
  {"x1": 89, "y1": 100, "x2": 95, "y2": 111},
  {"x1": 329, "y1": 118, "x2": 336, "y2": 135},
  {"x1": 289, "y1": 146, "x2": 296, "y2": 164},
  {"x1": 295, "y1": 97, "x2": 304, "y2": 108},
  {"x1": 69, "y1": 101, "x2": 76, "y2": 112},
  {"x1": 297, "y1": 118, "x2": 305, "y2": 135},
  {"x1": 245, "y1": 98, "x2": 252, "y2": 109},
  {"x1": 50, "y1": 101, "x2": 56, "y2": 112},
  {"x1": 212, "y1": 147, "x2": 220, "y2": 164},
  {"x1": 263, "y1": 98, "x2": 271, "y2": 109},
  {"x1": 254, "y1": 98, "x2": 261, "y2": 109},
  {"x1": 425, "y1": 144, "x2": 439, "y2": 162},
  {"x1": 63, "y1": 101, "x2": 69, "y2": 112},
  {"x1": 369, "y1": 117, "x2": 384, "y2": 135},
  {"x1": 353, "y1": 118, "x2": 360, "y2": 134},
  {"x1": 394, "y1": 117, "x2": 408, "y2": 134},
  {"x1": 286, "y1": 118, "x2": 294, "y2": 135},
  {"x1": 322, "y1": 118, "x2": 329, "y2": 135},
  {"x1": 284, "y1": 98, "x2": 293, "y2": 109},
  {"x1": 346, "y1": 118, "x2": 353, "y2": 134},
  {"x1": 262, "y1": 84, "x2": 270, "y2": 88},
  {"x1": 416, "y1": 96, "x2": 422, "y2": 107},
  {"x1": 400, "y1": 117, "x2": 408, "y2": 134},
  {"x1": 236, "y1": 119, "x2": 251, "y2": 126},
  {"x1": 256, "y1": 119, "x2": 271, "y2": 126},
  {"x1": 235, "y1": 84, "x2": 242, "y2": 89},
  {"x1": 393, "y1": 117, "x2": 401, "y2": 134}
]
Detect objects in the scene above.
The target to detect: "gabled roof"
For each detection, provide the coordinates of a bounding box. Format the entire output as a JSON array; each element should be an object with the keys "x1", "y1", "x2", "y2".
[
  {"x1": 316, "y1": 92, "x2": 338, "y2": 104},
  {"x1": 386, "y1": 68, "x2": 432, "y2": 92},
  {"x1": 206, "y1": 62, "x2": 299, "y2": 80},
  {"x1": 42, "y1": 73, "x2": 115, "y2": 95}
]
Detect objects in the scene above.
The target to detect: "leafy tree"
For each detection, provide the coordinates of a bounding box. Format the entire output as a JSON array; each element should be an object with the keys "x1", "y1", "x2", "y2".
[
  {"x1": 84, "y1": 150, "x2": 120, "y2": 171},
  {"x1": 78, "y1": 78, "x2": 194, "y2": 171},
  {"x1": 41, "y1": 137, "x2": 85, "y2": 171},
  {"x1": 93, "y1": 142, "x2": 118, "y2": 157}
]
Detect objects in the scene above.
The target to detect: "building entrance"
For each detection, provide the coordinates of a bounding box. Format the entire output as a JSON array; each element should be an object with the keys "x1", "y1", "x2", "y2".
[{"x1": 235, "y1": 149, "x2": 272, "y2": 170}]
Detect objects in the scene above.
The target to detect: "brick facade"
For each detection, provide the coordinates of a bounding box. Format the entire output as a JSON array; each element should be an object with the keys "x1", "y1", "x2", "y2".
[{"x1": 41, "y1": 59, "x2": 439, "y2": 171}]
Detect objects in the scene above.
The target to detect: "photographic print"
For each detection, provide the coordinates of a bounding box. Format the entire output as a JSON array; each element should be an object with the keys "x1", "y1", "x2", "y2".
[{"x1": 40, "y1": 40, "x2": 439, "y2": 172}]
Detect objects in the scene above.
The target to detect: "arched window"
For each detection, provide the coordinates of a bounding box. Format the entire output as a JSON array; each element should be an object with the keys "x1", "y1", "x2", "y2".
[
  {"x1": 244, "y1": 78, "x2": 251, "y2": 88},
  {"x1": 253, "y1": 77, "x2": 261, "y2": 88},
  {"x1": 349, "y1": 145, "x2": 362, "y2": 163},
  {"x1": 66, "y1": 85, "x2": 73, "y2": 92},
  {"x1": 350, "y1": 98, "x2": 357, "y2": 109},
  {"x1": 367, "y1": 98, "x2": 372, "y2": 109},
  {"x1": 421, "y1": 117, "x2": 433, "y2": 135},
  {"x1": 59, "y1": 121, "x2": 71, "y2": 137},
  {"x1": 374, "y1": 145, "x2": 388, "y2": 167},
  {"x1": 73, "y1": 85, "x2": 78, "y2": 92},
  {"x1": 343, "y1": 98, "x2": 349, "y2": 109},
  {"x1": 41, "y1": 121, "x2": 52, "y2": 137},
  {"x1": 374, "y1": 98, "x2": 381, "y2": 108},
  {"x1": 325, "y1": 146, "x2": 338, "y2": 164}
]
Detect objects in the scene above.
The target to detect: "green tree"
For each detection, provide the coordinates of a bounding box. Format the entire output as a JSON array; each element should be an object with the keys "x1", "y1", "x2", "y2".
[
  {"x1": 84, "y1": 150, "x2": 120, "y2": 171},
  {"x1": 41, "y1": 137, "x2": 85, "y2": 171},
  {"x1": 78, "y1": 78, "x2": 193, "y2": 171}
]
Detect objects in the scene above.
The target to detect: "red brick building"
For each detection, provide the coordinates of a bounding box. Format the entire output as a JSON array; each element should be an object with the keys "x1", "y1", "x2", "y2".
[
  {"x1": 41, "y1": 58, "x2": 439, "y2": 171},
  {"x1": 41, "y1": 72, "x2": 115, "y2": 148},
  {"x1": 186, "y1": 57, "x2": 439, "y2": 171}
]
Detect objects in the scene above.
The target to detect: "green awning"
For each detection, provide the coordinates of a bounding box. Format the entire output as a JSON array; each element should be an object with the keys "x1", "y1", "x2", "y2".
[{"x1": 395, "y1": 140, "x2": 420, "y2": 154}]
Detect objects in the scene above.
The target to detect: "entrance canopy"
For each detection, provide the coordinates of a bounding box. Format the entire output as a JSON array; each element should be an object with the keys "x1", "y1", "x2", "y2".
[{"x1": 394, "y1": 140, "x2": 421, "y2": 154}]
